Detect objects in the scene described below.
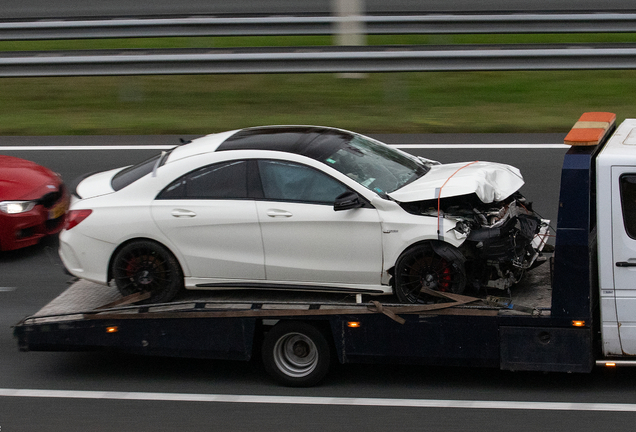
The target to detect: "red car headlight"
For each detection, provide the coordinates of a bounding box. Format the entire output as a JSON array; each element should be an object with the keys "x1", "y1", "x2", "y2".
[{"x1": 0, "y1": 200, "x2": 37, "y2": 214}]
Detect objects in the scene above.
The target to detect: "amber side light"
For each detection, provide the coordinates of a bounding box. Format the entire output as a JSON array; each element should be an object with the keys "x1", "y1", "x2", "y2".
[
  {"x1": 572, "y1": 320, "x2": 585, "y2": 327},
  {"x1": 106, "y1": 326, "x2": 119, "y2": 333},
  {"x1": 347, "y1": 322, "x2": 361, "y2": 328},
  {"x1": 605, "y1": 362, "x2": 617, "y2": 367}
]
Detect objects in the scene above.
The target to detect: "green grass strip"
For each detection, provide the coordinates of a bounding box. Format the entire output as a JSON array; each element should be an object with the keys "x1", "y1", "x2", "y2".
[
  {"x1": 0, "y1": 71, "x2": 634, "y2": 135},
  {"x1": 1, "y1": 33, "x2": 635, "y2": 135},
  {"x1": 2, "y1": 33, "x2": 636, "y2": 51}
]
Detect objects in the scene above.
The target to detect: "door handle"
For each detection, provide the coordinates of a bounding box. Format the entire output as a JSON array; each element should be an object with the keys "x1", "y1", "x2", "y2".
[
  {"x1": 616, "y1": 261, "x2": 636, "y2": 267},
  {"x1": 171, "y1": 209, "x2": 197, "y2": 218},
  {"x1": 266, "y1": 209, "x2": 293, "y2": 218}
]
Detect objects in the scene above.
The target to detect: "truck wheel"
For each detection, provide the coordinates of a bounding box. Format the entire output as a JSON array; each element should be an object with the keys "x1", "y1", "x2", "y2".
[
  {"x1": 111, "y1": 240, "x2": 183, "y2": 303},
  {"x1": 262, "y1": 321, "x2": 331, "y2": 387},
  {"x1": 395, "y1": 242, "x2": 466, "y2": 304}
]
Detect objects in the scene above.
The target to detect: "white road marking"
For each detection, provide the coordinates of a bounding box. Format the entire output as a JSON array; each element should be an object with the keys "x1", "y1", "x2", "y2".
[
  {"x1": 0, "y1": 388, "x2": 635, "y2": 412},
  {"x1": 392, "y1": 144, "x2": 570, "y2": 149},
  {"x1": 0, "y1": 145, "x2": 176, "y2": 151},
  {"x1": 0, "y1": 287, "x2": 16, "y2": 292},
  {"x1": 0, "y1": 144, "x2": 569, "y2": 151}
]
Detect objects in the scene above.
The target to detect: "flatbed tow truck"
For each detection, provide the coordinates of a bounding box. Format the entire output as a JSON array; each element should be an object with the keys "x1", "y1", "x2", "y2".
[{"x1": 14, "y1": 112, "x2": 636, "y2": 386}]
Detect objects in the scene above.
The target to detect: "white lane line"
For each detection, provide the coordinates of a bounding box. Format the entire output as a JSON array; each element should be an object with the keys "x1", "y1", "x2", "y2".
[
  {"x1": 0, "y1": 145, "x2": 176, "y2": 151},
  {"x1": 391, "y1": 144, "x2": 570, "y2": 149},
  {"x1": 0, "y1": 389, "x2": 635, "y2": 412},
  {"x1": 0, "y1": 144, "x2": 568, "y2": 151},
  {"x1": 0, "y1": 287, "x2": 16, "y2": 292}
]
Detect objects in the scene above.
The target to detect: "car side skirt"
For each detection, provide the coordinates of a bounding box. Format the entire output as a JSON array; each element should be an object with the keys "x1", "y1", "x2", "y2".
[{"x1": 189, "y1": 280, "x2": 388, "y2": 295}]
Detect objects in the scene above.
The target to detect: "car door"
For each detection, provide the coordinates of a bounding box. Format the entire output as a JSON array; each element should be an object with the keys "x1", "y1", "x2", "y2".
[
  {"x1": 255, "y1": 159, "x2": 383, "y2": 287},
  {"x1": 151, "y1": 160, "x2": 265, "y2": 281},
  {"x1": 611, "y1": 168, "x2": 636, "y2": 355}
]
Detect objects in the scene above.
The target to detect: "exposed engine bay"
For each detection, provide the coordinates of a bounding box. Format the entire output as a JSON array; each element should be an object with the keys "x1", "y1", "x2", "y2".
[{"x1": 400, "y1": 192, "x2": 550, "y2": 293}]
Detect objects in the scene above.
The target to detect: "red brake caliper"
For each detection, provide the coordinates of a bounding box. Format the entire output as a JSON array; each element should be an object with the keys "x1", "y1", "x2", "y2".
[{"x1": 439, "y1": 262, "x2": 453, "y2": 292}]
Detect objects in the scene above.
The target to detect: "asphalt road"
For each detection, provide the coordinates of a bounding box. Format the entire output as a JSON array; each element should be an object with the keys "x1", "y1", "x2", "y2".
[
  {"x1": 1, "y1": 0, "x2": 635, "y2": 20},
  {"x1": 5, "y1": 133, "x2": 636, "y2": 432}
]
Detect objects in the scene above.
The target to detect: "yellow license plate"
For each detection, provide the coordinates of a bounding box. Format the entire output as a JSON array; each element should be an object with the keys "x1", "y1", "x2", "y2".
[{"x1": 48, "y1": 200, "x2": 68, "y2": 220}]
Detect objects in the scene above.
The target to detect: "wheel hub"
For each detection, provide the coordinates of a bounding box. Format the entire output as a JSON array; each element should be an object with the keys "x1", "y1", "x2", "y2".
[
  {"x1": 423, "y1": 273, "x2": 438, "y2": 290},
  {"x1": 136, "y1": 269, "x2": 153, "y2": 285},
  {"x1": 292, "y1": 341, "x2": 310, "y2": 358},
  {"x1": 273, "y1": 333, "x2": 319, "y2": 378}
]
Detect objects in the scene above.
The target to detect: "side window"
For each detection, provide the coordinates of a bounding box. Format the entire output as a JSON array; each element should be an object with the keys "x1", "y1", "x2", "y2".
[
  {"x1": 620, "y1": 174, "x2": 636, "y2": 239},
  {"x1": 258, "y1": 160, "x2": 347, "y2": 204},
  {"x1": 158, "y1": 160, "x2": 248, "y2": 199}
]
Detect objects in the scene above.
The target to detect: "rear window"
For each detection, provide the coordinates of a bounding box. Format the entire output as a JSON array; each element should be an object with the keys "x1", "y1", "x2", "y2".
[{"x1": 111, "y1": 151, "x2": 171, "y2": 191}]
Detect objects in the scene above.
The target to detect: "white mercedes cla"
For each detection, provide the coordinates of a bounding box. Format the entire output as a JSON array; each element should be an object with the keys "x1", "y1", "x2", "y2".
[{"x1": 59, "y1": 126, "x2": 548, "y2": 304}]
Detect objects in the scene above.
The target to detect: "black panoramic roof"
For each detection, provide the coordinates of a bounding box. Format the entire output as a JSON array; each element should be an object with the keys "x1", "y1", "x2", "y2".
[{"x1": 216, "y1": 126, "x2": 354, "y2": 160}]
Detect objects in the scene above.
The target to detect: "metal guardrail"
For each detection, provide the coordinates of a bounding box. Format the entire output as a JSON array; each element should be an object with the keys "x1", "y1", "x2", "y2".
[
  {"x1": 2, "y1": 13, "x2": 636, "y2": 76},
  {"x1": 2, "y1": 44, "x2": 636, "y2": 77},
  {"x1": 1, "y1": 13, "x2": 636, "y2": 40}
]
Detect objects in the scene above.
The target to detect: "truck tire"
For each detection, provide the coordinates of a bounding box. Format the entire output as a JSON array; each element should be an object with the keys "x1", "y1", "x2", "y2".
[
  {"x1": 111, "y1": 240, "x2": 183, "y2": 303},
  {"x1": 262, "y1": 321, "x2": 331, "y2": 387},
  {"x1": 395, "y1": 242, "x2": 466, "y2": 304}
]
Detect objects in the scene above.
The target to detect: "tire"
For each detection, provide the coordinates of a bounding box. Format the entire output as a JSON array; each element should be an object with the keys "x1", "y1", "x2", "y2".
[
  {"x1": 111, "y1": 240, "x2": 183, "y2": 303},
  {"x1": 394, "y1": 242, "x2": 466, "y2": 304},
  {"x1": 262, "y1": 321, "x2": 331, "y2": 387}
]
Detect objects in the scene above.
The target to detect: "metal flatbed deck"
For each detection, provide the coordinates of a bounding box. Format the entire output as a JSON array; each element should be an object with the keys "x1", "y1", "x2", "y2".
[{"x1": 21, "y1": 260, "x2": 553, "y2": 326}]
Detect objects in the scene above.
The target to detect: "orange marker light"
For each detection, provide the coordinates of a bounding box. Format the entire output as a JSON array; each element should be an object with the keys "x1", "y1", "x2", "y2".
[
  {"x1": 572, "y1": 320, "x2": 585, "y2": 327},
  {"x1": 605, "y1": 362, "x2": 617, "y2": 367},
  {"x1": 106, "y1": 326, "x2": 119, "y2": 333},
  {"x1": 564, "y1": 112, "x2": 616, "y2": 146},
  {"x1": 347, "y1": 322, "x2": 361, "y2": 328}
]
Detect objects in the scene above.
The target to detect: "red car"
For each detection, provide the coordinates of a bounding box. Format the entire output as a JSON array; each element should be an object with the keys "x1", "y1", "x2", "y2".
[{"x1": 0, "y1": 155, "x2": 69, "y2": 251}]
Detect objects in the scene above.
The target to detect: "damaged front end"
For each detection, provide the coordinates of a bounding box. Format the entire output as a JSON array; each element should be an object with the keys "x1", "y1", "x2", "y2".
[{"x1": 400, "y1": 192, "x2": 550, "y2": 292}]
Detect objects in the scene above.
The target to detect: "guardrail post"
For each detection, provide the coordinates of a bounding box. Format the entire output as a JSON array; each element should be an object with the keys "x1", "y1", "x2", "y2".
[
  {"x1": 332, "y1": 0, "x2": 367, "y2": 78},
  {"x1": 332, "y1": 0, "x2": 366, "y2": 46}
]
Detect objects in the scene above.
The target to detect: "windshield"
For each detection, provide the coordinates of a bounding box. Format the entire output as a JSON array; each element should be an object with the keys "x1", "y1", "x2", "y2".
[{"x1": 321, "y1": 135, "x2": 428, "y2": 196}]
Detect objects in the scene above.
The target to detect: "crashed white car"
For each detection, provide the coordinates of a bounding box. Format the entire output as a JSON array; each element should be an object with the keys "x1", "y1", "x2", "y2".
[{"x1": 59, "y1": 126, "x2": 548, "y2": 304}]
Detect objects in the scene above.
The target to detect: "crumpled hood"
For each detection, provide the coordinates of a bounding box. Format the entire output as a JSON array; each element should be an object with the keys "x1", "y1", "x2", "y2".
[
  {"x1": 0, "y1": 155, "x2": 61, "y2": 200},
  {"x1": 75, "y1": 167, "x2": 124, "y2": 199},
  {"x1": 388, "y1": 161, "x2": 524, "y2": 203}
]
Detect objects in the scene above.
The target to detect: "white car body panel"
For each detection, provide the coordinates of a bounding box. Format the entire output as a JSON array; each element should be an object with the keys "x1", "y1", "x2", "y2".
[
  {"x1": 256, "y1": 201, "x2": 383, "y2": 285},
  {"x1": 75, "y1": 167, "x2": 122, "y2": 199},
  {"x1": 388, "y1": 161, "x2": 524, "y2": 203},
  {"x1": 373, "y1": 196, "x2": 464, "y2": 274},
  {"x1": 59, "y1": 232, "x2": 114, "y2": 284},
  {"x1": 151, "y1": 199, "x2": 265, "y2": 280}
]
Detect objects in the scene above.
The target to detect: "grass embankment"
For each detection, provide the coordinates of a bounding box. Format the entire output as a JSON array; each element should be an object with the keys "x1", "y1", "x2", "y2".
[{"x1": 0, "y1": 34, "x2": 635, "y2": 135}]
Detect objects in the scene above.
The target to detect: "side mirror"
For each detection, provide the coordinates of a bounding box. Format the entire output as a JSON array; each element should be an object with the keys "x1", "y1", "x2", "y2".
[{"x1": 334, "y1": 191, "x2": 363, "y2": 211}]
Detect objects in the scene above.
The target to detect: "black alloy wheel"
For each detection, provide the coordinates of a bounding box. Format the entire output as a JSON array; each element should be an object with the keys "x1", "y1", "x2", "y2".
[
  {"x1": 395, "y1": 242, "x2": 466, "y2": 304},
  {"x1": 111, "y1": 240, "x2": 183, "y2": 303}
]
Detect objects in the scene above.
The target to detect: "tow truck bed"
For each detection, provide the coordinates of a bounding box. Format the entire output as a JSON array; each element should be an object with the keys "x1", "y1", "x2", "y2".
[{"x1": 14, "y1": 264, "x2": 558, "y2": 363}]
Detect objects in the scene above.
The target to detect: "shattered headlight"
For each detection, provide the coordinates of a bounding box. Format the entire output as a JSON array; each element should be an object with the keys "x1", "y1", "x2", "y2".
[
  {"x1": 452, "y1": 220, "x2": 471, "y2": 240},
  {"x1": 0, "y1": 200, "x2": 37, "y2": 214},
  {"x1": 453, "y1": 220, "x2": 471, "y2": 234}
]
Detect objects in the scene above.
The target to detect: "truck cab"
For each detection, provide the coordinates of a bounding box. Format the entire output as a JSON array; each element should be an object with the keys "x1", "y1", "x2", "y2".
[{"x1": 597, "y1": 117, "x2": 636, "y2": 357}]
